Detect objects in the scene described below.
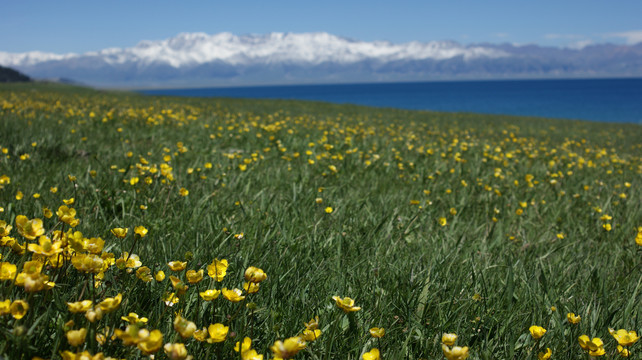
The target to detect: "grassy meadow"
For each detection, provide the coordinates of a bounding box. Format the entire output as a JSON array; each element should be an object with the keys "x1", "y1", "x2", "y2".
[{"x1": 0, "y1": 82, "x2": 641, "y2": 360}]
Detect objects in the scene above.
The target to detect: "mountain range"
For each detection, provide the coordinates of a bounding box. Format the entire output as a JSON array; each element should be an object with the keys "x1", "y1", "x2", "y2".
[{"x1": 1, "y1": 32, "x2": 641, "y2": 88}]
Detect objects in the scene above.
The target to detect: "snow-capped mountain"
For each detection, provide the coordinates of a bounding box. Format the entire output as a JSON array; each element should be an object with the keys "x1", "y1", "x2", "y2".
[{"x1": 1, "y1": 32, "x2": 641, "y2": 88}]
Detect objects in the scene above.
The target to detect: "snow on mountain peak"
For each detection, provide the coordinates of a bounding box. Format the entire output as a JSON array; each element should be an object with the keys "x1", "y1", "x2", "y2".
[{"x1": 0, "y1": 32, "x2": 509, "y2": 69}]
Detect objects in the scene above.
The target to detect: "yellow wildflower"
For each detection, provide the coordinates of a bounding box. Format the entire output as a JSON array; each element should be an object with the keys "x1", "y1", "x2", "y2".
[
  {"x1": 222, "y1": 288, "x2": 245, "y2": 302},
  {"x1": 244, "y1": 266, "x2": 267, "y2": 283},
  {"x1": 174, "y1": 314, "x2": 197, "y2": 338},
  {"x1": 332, "y1": 296, "x2": 361, "y2": 312},
  {"x1": 98, "y1": 293, "x2": 122, "y2": 313},
  {"x1": 186, "y1": 269, "x2": 204, "y2": 284},
  {"x1": 110, "y1": 228, "x2": 128, "y2": 239},
  {"x1": 207, "y1": 323, "x2": 229, "y2": 343},
  {"x1": 442, "y1": 344, "x2": 470, "y2": 360},
  {"x1": 609, "y1": 328, "x2": 639, "y2": 347},
  {"x1": 15, "y1": 215, "x2": 44, "y2": 240},
  {"x1": 67, "y1": 300, "x2": 93, "y2": 313},
  {"x1": 442, "y1": 332, "x2": 457, "y2": 346},
  {"x1": 567, "y1": 313, "x2": 581, "y2": 324},
  {"x1": 10, "y1": 299, "x2": 29, "y2": 319},
  {"x1": 271, "y1": 336, "x2": 306, "y2": 359},
  {"x1": 537, "y1": 347, "x2": 552, "y2": 360},
  {"x1": 370, "y1": 327, "x2": 385, "y2": 338},
  {"x1": 164, "y1": 343, "x2": 188, "y2": 360},
  {"x1": 363, "y1": 348, "x2": 380, "y2": 360},
  {"x1": 168, "y1": 261, "x2": 187, "y2": 271},
  {"x1": 207, "y1": 258, "x2": 228, "y2": 281},
  {"x1": 66, "y1": 328, "x2": 87, "y2": 347},
  {"x1": 138, "y1": 329, "x2": 163, "y2": 354},
  {"x1": 529, "y1": 325, "x2": 546, "y2": 339}
]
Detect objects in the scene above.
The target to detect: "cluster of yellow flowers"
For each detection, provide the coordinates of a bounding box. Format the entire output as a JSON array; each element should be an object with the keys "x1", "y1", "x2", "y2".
[
  {"x1": 0, "y1": 202, "x2": 281, "y2": 358},
  {"x1": 441, "y1": 333, "x2": 469, "y2": 360},
  {"x1": 529, "y1": 322, "x2": 639, "y2": 358}
]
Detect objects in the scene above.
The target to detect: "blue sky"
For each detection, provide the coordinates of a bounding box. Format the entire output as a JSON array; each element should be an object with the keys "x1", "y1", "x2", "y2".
[{"x1": 2, "y1": 0, "x2": 641, "y2": 53}]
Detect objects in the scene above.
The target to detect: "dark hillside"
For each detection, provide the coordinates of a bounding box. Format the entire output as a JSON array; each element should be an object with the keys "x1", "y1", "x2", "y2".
[{"x1": 0, "y1": 65, "x2": 31, "y2": 82}]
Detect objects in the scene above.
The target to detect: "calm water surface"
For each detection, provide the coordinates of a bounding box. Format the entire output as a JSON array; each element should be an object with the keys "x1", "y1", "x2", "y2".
[{"x1": 140, "y1": 78, "x2": 642, "y2": 124}]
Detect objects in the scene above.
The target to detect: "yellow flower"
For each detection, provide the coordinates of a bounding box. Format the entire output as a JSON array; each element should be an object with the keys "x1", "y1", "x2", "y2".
[
  {"x1": 222, "y1": 288, "x2": 245, "y2": 302},
  {"x1": 22, "y1": 260, "x2": 43, "y2": 275},
  {"x1": 362, "y1": 348, "x2": 380, "y2": 360},
  {"x1": 63, "y1": 197, "x2": 75, "y2": 205},
  {"x1": 0, "y1": 262, "x2": 17, "y2": 280},
  {"x1": 85, "y1": 307, "x2": 103, "y2": 323},
  {"x1": 234, "y1": 337, "x2": 252, "y2": 353},
  {"x1": 155, "y1": 270, "x2": 166, "y2": 281},
  {"x1": 529, "y1": 325, "x2": 546, "y2": 339},
  {"x1": 442, "y1": 344, "x2": 470, "y2": 360},
  {"x1": 15, "y1": 215, "x2": 45, "y2": 240},
  {"x1": 168, "y1": 261, "x2": 187, "y2": 271},
  {"x1": 28, "y1": 236, "x2": 63, "y2": 257},
  {"x1": 0, "y1": 221, "x2": 11, "y2": 237},
  {"x1": 56, "y1": 205, "x2": 78, "y2": 226},
  {"x1": 332, "y1": 296, "x2": 361, "y2": 313},
  {"x1": 163, "y1": 292, "x2": 180, "y2": 306},
  {"x1": 207, "y1": 258, "x2": 228, "y2": 281},
  {"x1": 617, "y1": 345, "x2": 631, "y2": 357},
  {"x1": 207, "y1": 323, "x2": 229, "y2": 343},
  {"x1": 244, "y1": 266, "x2": 267, "y2": 283},
  {"x1": 538, "y1": 347, "x2": 552, "y2": 360},
  {"x1": 186, "y1": 269, "x2": 204, "y2": 284},
  {"x1": 179, "y1": 187, "x2": 189, "y2": 196},
  {"x1": 325, "y1": 207, "x2": 333, "y2": 214},
  {"x1": 304, "y1": 316, "x2": 319, "y2": 330},
  {"x1": 10, "y1": 299, "x2": 29, "y2": 319},
  {"x1": 193, "y1": 328, "x2": 208, "y2": 342},
  {"x1": 199, "y1": 289, "x2": 221, "y2": 301},
  {"x1": 134, "y1": 225, "x2": 148, "y2": 237},
  {"x1": 121, "y1": 312, "x2": 148, "y2": 324},
  {"x1": 439, "y1": 217, "x2": 447, "y2": 226},
  {"x1": 243, "y1": 281, "x2": 260, "y2": 294},
  {"x1": 609, "y1": 328, "x2": 639, "y2": 347},
  {"x1": 66, "y1": 328, "x2": 87, "y2": 347},
  {"x1": 98, "y1": 293, "x2": 122, "y2": 313},
  {"x1": 137, "y1": 329, "x2": 163, "y2": 354},
  {"x1": 370, "y1": 327, "x2": 385, "y2": 338},
  {"x1": 116, "y1": 252, "x2": 142, "y2": 269},
  {"x1": 566, "y1": 312, "x2": 581, "y2": 324},
  {"x1": 0, "y1": 299, "x2": 10, "y2": 315},
  {"x1": 111, "y1": 227, "x2": 128, "y2": 239},
  {"x1": 174, "y1": 314, "x2": 197, "y2": 338},
  {"x1": 301, "y1": 328, "x2": 322, "y2": 341},
  {"x1": 16, "y1": 191, "x2": 23, "y2": 200},
  {"x1": 71, "y1": 253, "x2": 104, "y2": 273},
  {"x1": 164, "y1": 343, "x2": 188, "y2": 360},
  {"x1": 441, "y1": 332, "x2": 457, "y2": 346},
  {"x1": 579, "y1": 335, "x2": 605, "y2": 356},
  {"x1": 170, "y1": 276, "x2": 189, "y2": 295},
  {"x1": 67, "y1": 300, "x2": 93, "y2": 313},
  {"x1": 271, "y1": 336, "x2": 306, "y2": 359},
  {"x1": 136, "y1": 266, "x2": 153, "y2": 282}
]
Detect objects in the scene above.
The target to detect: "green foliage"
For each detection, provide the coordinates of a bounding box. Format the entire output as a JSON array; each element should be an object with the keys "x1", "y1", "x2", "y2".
[{"x1": 0, "y1": 83, "x2": 641, "y2": 359}]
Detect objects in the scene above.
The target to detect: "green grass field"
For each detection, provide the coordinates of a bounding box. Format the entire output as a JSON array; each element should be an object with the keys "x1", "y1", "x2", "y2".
[{"x1": 0, "y1": 83, "x2": 641, "y2": 360}]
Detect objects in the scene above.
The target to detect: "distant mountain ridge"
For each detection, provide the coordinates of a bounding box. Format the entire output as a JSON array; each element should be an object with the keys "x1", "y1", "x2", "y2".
[{"x1": 1, "y1": 32, "x2": 641, "y2": 88}]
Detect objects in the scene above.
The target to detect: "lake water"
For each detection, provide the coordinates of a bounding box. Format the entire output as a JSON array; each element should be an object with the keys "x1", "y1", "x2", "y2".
[{"x1": 139, "y1": 78, "x2": 642, "y2": 124}]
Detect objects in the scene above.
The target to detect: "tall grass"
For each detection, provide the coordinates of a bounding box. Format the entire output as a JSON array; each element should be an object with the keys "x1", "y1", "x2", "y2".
[{"x1": 0, "y1": 83, "x2": 640, "y2": 359}]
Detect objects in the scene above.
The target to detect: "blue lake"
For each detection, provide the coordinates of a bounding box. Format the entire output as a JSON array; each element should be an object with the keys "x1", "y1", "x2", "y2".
[{"x1": 139, "y1": 78, "x2": 642, "y2": 124}]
